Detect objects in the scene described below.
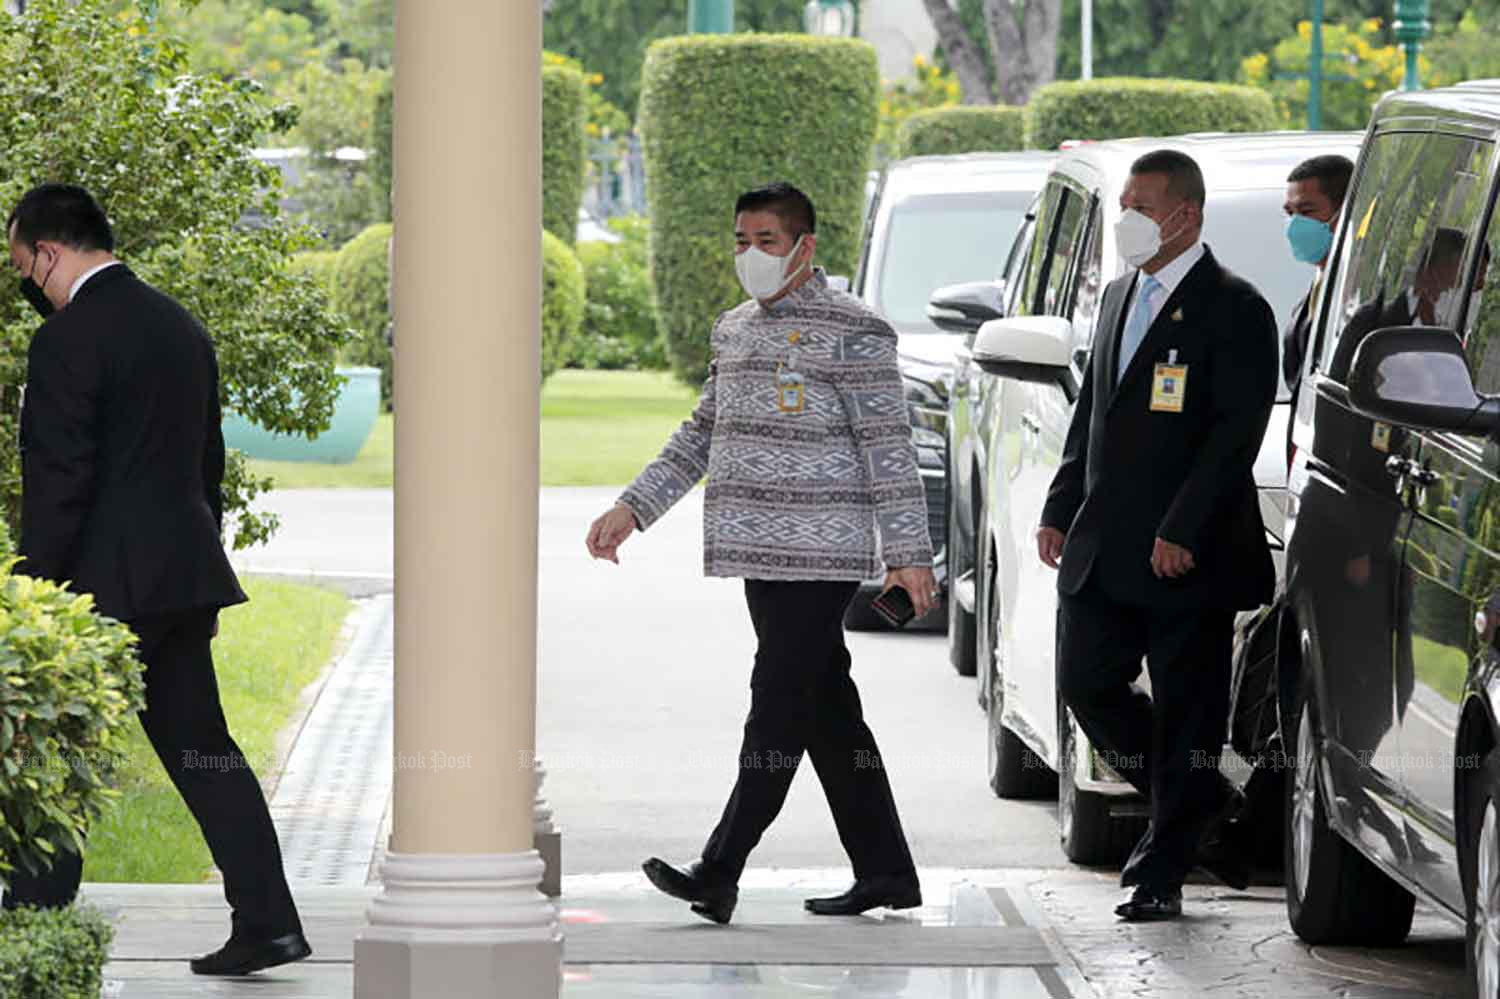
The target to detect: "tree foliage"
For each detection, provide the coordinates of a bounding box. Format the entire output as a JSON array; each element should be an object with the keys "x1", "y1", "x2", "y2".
[
  {"x1": 923, "y1": 0, "x2": 1061, "y2": 105},
  {"x1": 0, "y1": 0, "x2": 350, "y2": 548},
  {"x1": 1242, "y1": 18, "x2": 1422, "y2": 131},
  {"x1": 541, "y1": 0, "x2": 806, "y2": 118}
]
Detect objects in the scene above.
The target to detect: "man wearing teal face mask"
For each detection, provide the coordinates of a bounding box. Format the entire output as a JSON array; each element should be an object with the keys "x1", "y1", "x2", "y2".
[{"x1": 1281, "y1": 155, "x2": 1354, "y2": 464}]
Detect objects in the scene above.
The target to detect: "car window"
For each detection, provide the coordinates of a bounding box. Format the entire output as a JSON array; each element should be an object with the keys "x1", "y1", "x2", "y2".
[
  {"x1": 1041, "y1": 188, "x2": 1089, "y2": 317},
  {"x1": 851, "y1": 172, "x2": 884, "y2": 298},
  {"x1": 1321, "y1": 131, "x2": 1496, "y2": 383},
  {"x1": 1462, "y1": 205, "x2": 1500, "y2": 395},
  {"x1": 874, "y1": 191, "x2": 1031, "y2": 329},
  {"x1": 1014, "y1": 182, "x2": 1065, "y2": 318},
  {"x1": 999, "y1": 198, "x2": 1039, "y2": 316},
  {"x1": 1067, "y1": 201, "x2": 1104, "y2": 364}
]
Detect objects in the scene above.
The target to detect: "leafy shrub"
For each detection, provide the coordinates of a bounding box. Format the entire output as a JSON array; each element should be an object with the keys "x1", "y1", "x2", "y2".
[
  {"x1": 876, "y1": 54, "x2": 961, "y2": 165},
  {"x1": 638, "y1": 34, "x2": 879, "y2": 382},
  {"x1": 543, "y1": 231, "x2": 586, "y2": 381},
  {"x1": 371, "y1": 76, "x2": 394, "y2": 219},
  {"x1": 0, "y1": 905, "x2": 113, "y2": 999},
  {"x1": 543, "y1": 61, "x2": 588, "y2": 245},
  {"x1": 570, "y1": 217, "x2": 666, "y2": 371},
  {"x1": 330, "y1": 223, "x2": 393, "y2": 408},
  {"x1": 1024, "y1": 77, "x2": 1279, "y2": 151},
  {"x1": 0, "y1": 1, "x2": 351, "y2": 551},
  {"x1": 1241, "y1": 19, "x2": 1417, "y2": 132},
  {"x1": 897, "y1": 106, "x2": 1026, "y2": 159},
  {"x1": 289, "y1": 249, "x2": 338, "y2": 291},
  {"x1": 0, "y1": 567, "x2": 144, "y2": 882}
]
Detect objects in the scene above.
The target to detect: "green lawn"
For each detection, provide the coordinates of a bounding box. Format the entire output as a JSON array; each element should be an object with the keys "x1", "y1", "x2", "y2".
[
  {"x1": 82, "y1": 579, "x2": 351, "y2": 883},
  {"x1": 244, "y1": 370, "x2": 698, "y2": 490},
  {"x1": 1412, "y1": 634, "x2": 1471, "y2": 704}
]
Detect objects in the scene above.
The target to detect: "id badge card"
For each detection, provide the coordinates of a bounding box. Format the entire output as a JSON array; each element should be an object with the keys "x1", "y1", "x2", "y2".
[
  {"x1": 1371, "y1": 421, "x2": 1392, "y2": 453},
  {"x1": 777, "y1": 367, "x2": 805, "y2": 414},
  {"x1": 1150, "y1": 363, "x2": 1187, "y2": 413}
]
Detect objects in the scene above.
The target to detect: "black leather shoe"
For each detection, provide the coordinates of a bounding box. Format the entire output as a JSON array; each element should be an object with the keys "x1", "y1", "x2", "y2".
[
  {"x1": 804, "y1": 875, "x2": 921, "y2": 916},
  {"x1": 190, "y1": 932, "x2": 312, "y2": 976},
  {"x1": 642, "y1": 857, "x2": 738, "y2": 925},
  {"x1": 1114, "y1": 885, "x2": 1182, "y2": 922}
]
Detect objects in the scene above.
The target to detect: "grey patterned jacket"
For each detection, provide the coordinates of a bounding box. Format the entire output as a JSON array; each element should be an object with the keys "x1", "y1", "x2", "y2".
[{"x1": 619, "y1": 270, "x2": 934, "y2": 581}]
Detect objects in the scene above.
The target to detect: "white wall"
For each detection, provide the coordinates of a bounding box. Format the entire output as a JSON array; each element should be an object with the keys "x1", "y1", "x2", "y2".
[{"x1": 860, "y1": 0, "x2": 939, "y2": 82}]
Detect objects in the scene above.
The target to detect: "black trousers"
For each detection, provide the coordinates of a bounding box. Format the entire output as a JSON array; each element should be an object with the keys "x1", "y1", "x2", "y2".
[
  {"x1": 701, "y1": 580, "x2": 916, "y2": 883},
  {"x1": 1058, "y1": 583, "x2": 1235, "y2": 890},
  {"x1": 2, "y1": 609, "x2": 302, "y2": 940}
]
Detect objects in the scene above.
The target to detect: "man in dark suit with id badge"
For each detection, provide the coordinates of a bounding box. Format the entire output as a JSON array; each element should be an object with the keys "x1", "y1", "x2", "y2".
[{"x1": 1036, "y1": 151, "x2": 1279, "y2": 921}]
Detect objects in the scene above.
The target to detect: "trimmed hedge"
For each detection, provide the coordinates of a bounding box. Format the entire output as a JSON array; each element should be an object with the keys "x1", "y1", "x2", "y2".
[
  {"x1": 1024, "y1": 78, "x2": 1279, "y2": 151},
  {"x1": 289, "y1": 249, "x2": 338, "y2": 291},
  {"x1": 330, "y1": 223, "x2": 393, "y2": 407},
  {"x1": 543, "y1": 63, "x2": 588, "y2": 245},
  {"x1": 542, "y1": 230, "x2": 585, "y2": 381},
  {"x1": 0, "y1": 906, "x2": 113, "y2": 999},
  {"x1": 639, "y1": 34, "x2": 879, "y2": 382},
  {"x1": 897, "y1": 106, "x2": 1026, "y2": 159},
  {"x1": 572, "y1": 217, "x2": 666, "y2": 371}
]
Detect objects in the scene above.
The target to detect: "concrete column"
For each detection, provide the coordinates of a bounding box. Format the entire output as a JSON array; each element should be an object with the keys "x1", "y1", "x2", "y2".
[{"x1": 354, "y1": 3, "x2": 561, "y2": 997}]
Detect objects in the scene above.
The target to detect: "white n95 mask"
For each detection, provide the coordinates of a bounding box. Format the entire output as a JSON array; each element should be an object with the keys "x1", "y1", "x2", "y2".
[
  {"x1": 1115, "y1": 206, "x2": 1184, "y2": 269},
  {"x1": 736, "y1": 236, "x2": 806, "y2": 302}
]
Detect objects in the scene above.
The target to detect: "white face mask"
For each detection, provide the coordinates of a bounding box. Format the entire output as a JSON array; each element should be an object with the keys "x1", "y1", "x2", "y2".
[
  {"x1": 736, "y1": 235, "x2": 806, "y2": 302},
  {"x1": 1115, "y1": 205, "x2": 1185, "y2": 269}
]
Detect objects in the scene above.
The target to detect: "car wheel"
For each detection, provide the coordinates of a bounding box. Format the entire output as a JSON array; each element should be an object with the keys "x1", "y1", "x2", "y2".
[
  {"x1": 986, "y1": 572, "x2": 1054, "y2": 799},
  {"x1": 1465, "y1": 749, "x2": 1500, "y2": 998},
  {"x1": 1283, "y1": 678, "x2": 1414, "y2": 945},
  {"x1": 949, "y1": 488, "x2": 978, "y2": 679},
  {"x1": 1057, "y1": 712, "x2": 1144, "y2": 866}
]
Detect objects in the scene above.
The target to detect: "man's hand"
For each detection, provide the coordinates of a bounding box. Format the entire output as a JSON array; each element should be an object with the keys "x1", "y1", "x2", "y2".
[
  {"x1": 884, "y1": 565, "x2": 939, "y2": 619},
  {"x1": 1037, "y1": 527, "x2": 1066, "y2": 570},
  {"x1": 586, "y1": 503, "x2": 638, "y2": 564},
  {"x1": 1151, "y1": 537, "x2": 1196, "y2": 579}
]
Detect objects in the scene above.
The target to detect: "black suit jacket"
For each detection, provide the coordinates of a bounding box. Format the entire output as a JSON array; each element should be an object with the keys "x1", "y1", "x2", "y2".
[
  {"x1": 18, "y1": 265, "x2": 247, "y2": 622},
  {"x1": 1040, "y1": 247, "x2": 1278, "y2": 611}
]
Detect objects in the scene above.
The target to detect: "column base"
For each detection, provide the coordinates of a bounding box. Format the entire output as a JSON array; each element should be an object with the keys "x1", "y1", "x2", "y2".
[
  {"x1": 355, "y1": 850, "x2": 561, "y2": 999},
  {"x1": 534, "y1": 829, "x2": 561, "y2": 899}
]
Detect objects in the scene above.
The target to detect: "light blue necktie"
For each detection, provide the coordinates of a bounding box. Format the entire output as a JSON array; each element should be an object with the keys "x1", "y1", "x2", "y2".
[{"x1": 1117, "y1": 274, "x2": 1161, "y2": 381}]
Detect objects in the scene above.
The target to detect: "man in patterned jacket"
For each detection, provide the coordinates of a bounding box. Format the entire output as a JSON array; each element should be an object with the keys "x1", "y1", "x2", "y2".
[{"x1": 586, "y1": 182, "x2": 937, "y2": 925}]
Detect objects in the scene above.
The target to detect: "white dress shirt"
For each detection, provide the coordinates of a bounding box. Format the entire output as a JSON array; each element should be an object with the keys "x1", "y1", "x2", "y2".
[{"x1": 68, "y1": 260, "x2": 123, "y2": 303}]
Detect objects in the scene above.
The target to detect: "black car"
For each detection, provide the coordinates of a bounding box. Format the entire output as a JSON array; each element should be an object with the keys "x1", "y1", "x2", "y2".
[{"x1": 1281, "y1": 80, "x2": 1500, "y2": 996}]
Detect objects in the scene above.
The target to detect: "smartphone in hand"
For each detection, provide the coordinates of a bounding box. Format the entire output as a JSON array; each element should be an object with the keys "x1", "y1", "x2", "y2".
[{"x1": 871, "y1": 586, "x2": 917, "y2": 629}]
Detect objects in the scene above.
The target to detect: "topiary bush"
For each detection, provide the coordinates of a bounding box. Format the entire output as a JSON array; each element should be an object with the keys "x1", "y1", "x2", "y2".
[
  {"x1": 289, "y1": 249, "x2": 338, "y2": 292},
  {"x1": 0, "y1": 566, "x2": 144, "y2": 884},
  {"x1": 330, "y1": 223, "x2": 393, "y2": 408},
  {"x1": 1024, "y1": 77, "x2": 1279, "y2": 151},
  {"x1": 639, "y1": 34, "x2": 879, "y2": 383},
  {"x1": 542, "y1": 230, "x2": 585, "y2": 381},
  {"x1": 569, "y1": 216, "x2": 665, "y2": 371},
  {"x1": 543, "y1": 61, "x2": 588, "y2": 245},
  {"x1": 896, "y1": 105, "x2": 1026, "y2": 159},
  {"x1": 0, "y1": 905, "x2": 113, "y2": 999}
]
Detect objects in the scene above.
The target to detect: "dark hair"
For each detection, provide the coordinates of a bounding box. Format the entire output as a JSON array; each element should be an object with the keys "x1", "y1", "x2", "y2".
[
  {"x1": 1426, "y1": 226, "x2": 1468, "y2": 272},
  {"x1": 1129, "y1": 150, "x2": 1205, "y2": 207},
  {"x1": 7, "y1": 184, "x2": 115, "y2": 253},
  {"x1": 1287, "y1": 154, "x2": 1355, "y2": 209},
  {"x1": 734, "y1": 182, "x2": 816, "y2": 239}
]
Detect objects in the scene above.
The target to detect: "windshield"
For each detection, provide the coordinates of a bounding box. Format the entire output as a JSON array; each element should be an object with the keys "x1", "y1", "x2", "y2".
[{"x1": 875, "y1": 191, "x2": 1032, "y2": 330}]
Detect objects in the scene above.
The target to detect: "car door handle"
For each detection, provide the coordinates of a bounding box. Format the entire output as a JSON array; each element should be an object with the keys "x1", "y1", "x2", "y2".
[{"x1": 1020, "y1": 413, "x2": 1042, "y2": 434}]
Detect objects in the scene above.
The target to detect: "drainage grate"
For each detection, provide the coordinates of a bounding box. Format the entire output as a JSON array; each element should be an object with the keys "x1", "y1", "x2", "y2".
[{"x1": 270, "y1": 595, "x2": 393, "y2": 888}]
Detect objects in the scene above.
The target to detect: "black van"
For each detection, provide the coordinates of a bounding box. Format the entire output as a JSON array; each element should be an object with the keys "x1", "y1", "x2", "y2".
[{"x1": 1283, "y1": 80, "x2": 1500, "y2": 993}]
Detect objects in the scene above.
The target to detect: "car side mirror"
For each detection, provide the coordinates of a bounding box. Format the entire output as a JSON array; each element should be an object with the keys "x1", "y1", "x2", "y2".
[
  {"x1": 972, "y1": 315, "x2": 1079, "y2": 402},
  {"x1": 827, "y1": 274, "x2": 851, "y2": 294},
  {"x1": 927, "y1": 280, "x2": 1004, "y2": 336},
  {"x1": 1348, "y1": 325, "x2": 1500, "y2": 435}
]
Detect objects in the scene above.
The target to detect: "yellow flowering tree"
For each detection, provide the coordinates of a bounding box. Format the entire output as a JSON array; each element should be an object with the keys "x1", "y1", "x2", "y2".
[
  {"x1": 1241, "y1": 18, "x2": 1425, "y2": 132},
  {"x1": 876, "y1": 54, "x2": 962, "y2": 165}
]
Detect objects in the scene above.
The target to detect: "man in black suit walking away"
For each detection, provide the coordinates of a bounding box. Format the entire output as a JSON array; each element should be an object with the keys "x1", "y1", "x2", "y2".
[
  {"x1": 1037, "y1": 152, "x2": 1279, "y2": 921},
  {"x1": 0, "y1": 184, "x2": 311, "y2": 976}
]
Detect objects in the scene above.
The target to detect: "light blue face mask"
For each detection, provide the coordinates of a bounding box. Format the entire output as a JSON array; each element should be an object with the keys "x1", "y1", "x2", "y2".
[{"x1": 1286, "y1": 214, "x2": 1334, "y2": 265}]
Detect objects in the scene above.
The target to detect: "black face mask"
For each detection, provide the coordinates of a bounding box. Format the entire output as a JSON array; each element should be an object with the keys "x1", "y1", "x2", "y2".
[{"x1": 19, "y1": 277, "x2": 53, "y2": 319}]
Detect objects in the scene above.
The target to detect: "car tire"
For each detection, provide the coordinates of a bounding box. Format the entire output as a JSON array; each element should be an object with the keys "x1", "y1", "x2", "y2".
[
  {"x1": 949, "y1": 488, "x2": 978, "y2": 679},
  {"x1": 986, "y1": 573, "x2": 1054, "y2": 799},
  {"x1": 1464, "y1": 749, "x2": 1500, "y2": 998},
  {"x1": 1057, "y1": 713, "x2": 1144, "y2": 866},
  {"x1": 1283, "y1": 678, "x2": 1414, "y2": 945}
]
